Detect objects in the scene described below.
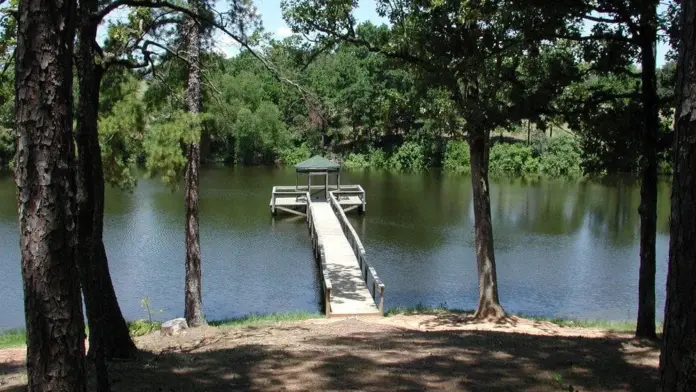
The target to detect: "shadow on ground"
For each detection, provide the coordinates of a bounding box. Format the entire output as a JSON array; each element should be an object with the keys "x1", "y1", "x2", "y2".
[{"x1": 102, "y1": 326, "x2": 658, "y2": 392}]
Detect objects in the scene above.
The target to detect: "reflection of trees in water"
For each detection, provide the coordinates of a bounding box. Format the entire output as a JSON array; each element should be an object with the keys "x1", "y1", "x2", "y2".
[
  {"x1": 356, "y1": 170, "x2": 472, "y2": 250},
  {"x1": 490, "y1": 176, "x2": 670, "y2": 246},
  {"x1": 0, "y1": 174, "x2": 16, "y2": 220},
  {"x1": 492, "y1": 177, "x2": 586, "y2": 237}
]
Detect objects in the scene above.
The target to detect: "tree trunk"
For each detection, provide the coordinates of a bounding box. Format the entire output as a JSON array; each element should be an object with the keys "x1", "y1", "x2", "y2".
[
  {"x1": 15, "y1": 0, "x2": 86, "y2": 390},
  {"x1": 184, "y1": 0, "x2": 206, "y2": 327},
  {"x1": 636, "y1": 2, "x2": 659, "y2": 340},
  {"x1": 75, "y1": 1, "x2": 137, "y2": 364},
  {"x1": 658, "y1": 0, "x2": 696, "y2": 388},
  {"x1": 468, "y1": 131, "x2": 505, "y2": 320}
]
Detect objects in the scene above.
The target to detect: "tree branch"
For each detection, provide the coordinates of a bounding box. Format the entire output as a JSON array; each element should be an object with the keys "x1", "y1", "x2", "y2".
[{"x1": 583, "y1": 14, "x2": 622, "y2": 24}]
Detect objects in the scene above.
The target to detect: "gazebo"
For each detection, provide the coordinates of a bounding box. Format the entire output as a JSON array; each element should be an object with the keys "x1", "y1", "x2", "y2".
[{"x1": 294, "y1": 155, "x2": 342, "y2": 197}]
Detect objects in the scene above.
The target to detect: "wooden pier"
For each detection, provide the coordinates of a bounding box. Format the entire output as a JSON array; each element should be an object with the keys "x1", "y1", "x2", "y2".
[{"x1": 270, "y1": 156, "x2": 384, "y2": 317}]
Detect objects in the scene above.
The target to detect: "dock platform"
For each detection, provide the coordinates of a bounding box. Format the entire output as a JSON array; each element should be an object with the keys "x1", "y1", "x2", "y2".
[{"x1": 270, "y1": 185, "x2": 366, "y2": 216}]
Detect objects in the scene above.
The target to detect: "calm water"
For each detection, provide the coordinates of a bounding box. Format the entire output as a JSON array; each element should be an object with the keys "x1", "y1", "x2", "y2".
[{"x1": 0, "y1": 168, "x2": 670, "y2": 329}]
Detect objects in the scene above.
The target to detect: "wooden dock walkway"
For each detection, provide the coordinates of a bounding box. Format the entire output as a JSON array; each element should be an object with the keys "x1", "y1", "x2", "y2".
[{"x1": 307, "y1": 192, "x2": 384, "y2": 317}]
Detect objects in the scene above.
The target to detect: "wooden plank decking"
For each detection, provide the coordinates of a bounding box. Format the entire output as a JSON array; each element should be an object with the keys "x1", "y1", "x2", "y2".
[
  {"x1": 310, "y1": 202, "x2": 381, "y2": 317},
  {"x1": 270, "y1": 185, "x2": 366, "y2": 216}
]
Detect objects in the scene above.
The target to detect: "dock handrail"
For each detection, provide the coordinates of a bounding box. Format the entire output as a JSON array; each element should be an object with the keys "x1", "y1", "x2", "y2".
[
  {"x1": 328, "y1": 192, "x2": 384, "y2": 314},
  {"x1": 307, "y1": 194, "x2": 332, "y2": 313},
  {"x1": 332, "y1": 185, "x2": 367, "y2": 213}
]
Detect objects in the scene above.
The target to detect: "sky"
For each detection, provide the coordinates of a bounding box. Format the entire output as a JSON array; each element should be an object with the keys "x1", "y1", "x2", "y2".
[
  {"x1": 213, "y1": 0, "x2": 671, "y2": 66},
  {"x1": 102, "y1": 1, "x2": 672, "y2": 66},
  {"x1": 211, "y1": 0, "x2": 386, "y2": 57}
]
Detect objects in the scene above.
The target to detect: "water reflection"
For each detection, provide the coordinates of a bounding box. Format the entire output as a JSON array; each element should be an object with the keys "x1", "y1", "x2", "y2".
[{"x1": 0, "y1": 169, "x2": 670, "y2": 328}]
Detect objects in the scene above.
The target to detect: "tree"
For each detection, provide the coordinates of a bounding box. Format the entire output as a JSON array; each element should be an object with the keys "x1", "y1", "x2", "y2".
[
  {"x1": 15, "y1": 0, "x2": 86, "y2": 389},
  {"x1": 284, "y1": 0, "x2": 575, "y2": 319},
  {"x1": 658, "y1": 0, "x2": 696, "y2": 387},
  {"x1": 75, "y1": 0, "x2": 138, "y2": 367},
  {"x1": 183, "y1": 0, "x2": 206, "y2": 327},
  {"x1": 559, "y1": 0, "x2": 676, "y2": 339}
]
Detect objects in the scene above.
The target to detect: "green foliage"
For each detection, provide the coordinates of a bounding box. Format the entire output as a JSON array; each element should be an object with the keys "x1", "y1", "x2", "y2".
[
  {"x1": 489, "y1": 143, "x2": 539, "y2": 176},
  {"x1": 233, "y1": 102, "x2": 287, "y2": 165},
  {"x1": 0, "y1": 127, "x2": 13, "y2": 170},
  {"x1": 344, "y1": 152, "x2": 370, "y2": 170},
  {"x1": 210, "y1": 311, "x2": 320, "y2": 327},
  {"x1": 0, "y1": 328, "x2": 25, "y2": 349},
  {"x1": 279, "y1": 143, "x2": 311, "y2": 165},
  {"x1": 538, "y1": 135, "x2": 583, "y2": 177},
  {"x1": 368, "y1": 149, "x2": 388, "y2": 169},
  {"x1": 143, "y1": 111, "x2": 203, "y2": 186},
  {"x1": 443, "y1": 140, "x2": 471, "y2": 174},
  {"x1": 99, "y1": 79, "x2": 145, "y2": 190},
  {"x1": 127, "y1": 319, "x2": 162, "y2": 337},
  {"x1": 389, "y1": 142, "x2": 425, "y2": 172}
]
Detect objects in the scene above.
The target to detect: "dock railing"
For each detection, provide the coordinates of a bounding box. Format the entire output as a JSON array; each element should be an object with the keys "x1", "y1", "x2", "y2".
[
  {"x1": 331, "y1": 185, "x2": 367, "y2": 213},
  {"x1": 271, "y1": 186, "x2": 308, "y2": 215},
  {"x1": 307, "y1": 194, "x2": 333, "y2": 314},
  {"x1": 328, "y1": 192, "x2": 384, "y2": 314}
]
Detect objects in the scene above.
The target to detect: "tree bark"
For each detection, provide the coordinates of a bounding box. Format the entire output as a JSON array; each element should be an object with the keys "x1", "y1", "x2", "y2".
[
  {"x1": 636, "y1": 1, "x2": 659, "y2": 340},
  {"x1": 75, "y1": 0, "x2": 137, "y2": 364},
  {"x1": 469, "y1": 131, "x2": 505, "y2": 320},
  {"x1": 15, "y1": 0, "x2": 86, "y2": 390},
  {"x1": 184, "y1": 0, "x2": 206, "y2": 327},
  {"x1": 658, "y1": 0, "x2": 696, "y2": 388}
]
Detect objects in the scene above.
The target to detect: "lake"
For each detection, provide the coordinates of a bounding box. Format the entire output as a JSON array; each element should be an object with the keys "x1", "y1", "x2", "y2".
[{"x1": 0, "y1": 168, "x2": 670, "y2": 329}]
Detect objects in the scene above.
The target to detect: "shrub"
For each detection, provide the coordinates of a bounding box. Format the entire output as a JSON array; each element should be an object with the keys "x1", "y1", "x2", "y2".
[
  {"x1": 538, "y1": 135, "x2": 582, "y2": 177},
  {"x1": 344, "y1": 153, "x2": 370, "y2": 169},
  {"x1": 443, "y1": 140, "x2": 471, "y2": 174},
  {"x1": 489, "y1": 142, "x2": 539, "y2": 175},
  {"x1": 389, "y1": 141, "x2": 426, "y2": 171},
  {"x1": 279, "y1": 143, "x2": 311, "y2": 165},
  {"x1": 368, "y1": 149, "x2": 388, "y2": 169}
]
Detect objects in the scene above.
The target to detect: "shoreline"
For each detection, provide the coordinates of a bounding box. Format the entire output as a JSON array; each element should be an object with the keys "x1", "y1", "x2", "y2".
[{"x1": 1, "y1": 308, "x2": 658, "y2": 350}]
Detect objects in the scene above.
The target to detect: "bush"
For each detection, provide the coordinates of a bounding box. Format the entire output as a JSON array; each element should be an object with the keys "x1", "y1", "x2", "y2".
[
  {"x1": 489, "y1": 142, "x2": 539, "y2": 175},
  {"x1": 368, "y1": 149, "x2": 388, "y2": 169},
  {"x1": 538, "y1": 135, "x2": 582, "y2": 177},
  {"x1": 389, "y1": 142, "x2": 426, "y2": 171},
  {"x1": 443, "y1": 140, "x2": 470, "y2": 173},
  {"x1": 127, "y1": 319, "x2": 162, "y2": 337},
  {"x1": 279, "y1": 143, "x2": 310, "y2": 166},
  {"x1": 344, "y1": 153, "x2": 370, "y2": 169}
]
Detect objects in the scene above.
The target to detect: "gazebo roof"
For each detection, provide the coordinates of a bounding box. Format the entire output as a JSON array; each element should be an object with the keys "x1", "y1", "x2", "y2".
[{"x1": 294, "y1": 155, "x2": 341, "y2": 173}]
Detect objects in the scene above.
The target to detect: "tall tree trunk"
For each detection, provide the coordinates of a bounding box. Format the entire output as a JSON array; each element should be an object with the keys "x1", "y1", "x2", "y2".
[
  {"x1": 15, "y1": 0, "x2": 86, "y2": 390},
  {"x1": 184, "y1": 0, "x2": 206, "y2": 327},
  {"x1": 469, "y1": 131, "x2": 505, "y2": 319},
  {"x1": 658, "y1": 0, "x2": 696, "y2": 388},
  {"x1": 75, "y1": 0, "x2": 137, "y2": 363},
  {"x1": 636, "y1": 2, "x2": 659, "y2": 340}
]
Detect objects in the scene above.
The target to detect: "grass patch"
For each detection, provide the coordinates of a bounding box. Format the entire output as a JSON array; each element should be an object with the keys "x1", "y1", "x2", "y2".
[
  {"x1": 0, "y1": 328, "x2": 26, "y2": 349},
  {"x1": 128, "y1": 319, "x2": 163, "y2": 337},
  {"x1": 210, "y1": 311, "x2": 321, "y2": 327}
]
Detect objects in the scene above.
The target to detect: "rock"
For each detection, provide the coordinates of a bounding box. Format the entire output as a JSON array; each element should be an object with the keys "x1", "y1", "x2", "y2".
[{"x1": 161, "y1": 318, "x2": 188, "y2": 336}]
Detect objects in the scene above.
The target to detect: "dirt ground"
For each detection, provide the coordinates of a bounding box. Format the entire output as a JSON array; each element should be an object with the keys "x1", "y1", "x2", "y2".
[{"x1": 1, "y1": 313, "x2": 660, "y2": 391}]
